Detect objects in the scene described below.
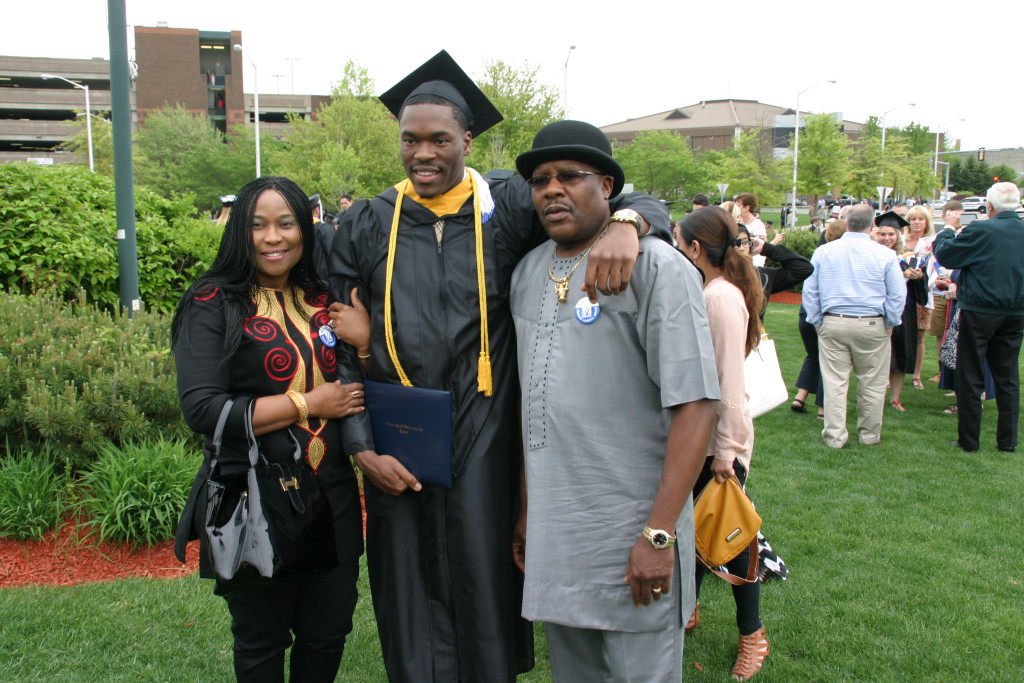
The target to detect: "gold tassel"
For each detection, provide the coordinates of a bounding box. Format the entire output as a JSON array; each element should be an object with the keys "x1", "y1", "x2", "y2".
[{"x1": 477, "y1": 352, "x2": 493, "y2": 397}]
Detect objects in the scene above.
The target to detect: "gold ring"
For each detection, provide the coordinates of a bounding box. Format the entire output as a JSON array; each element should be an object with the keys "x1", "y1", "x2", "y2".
[
  {"x1": 651, "y1": 587, "x2": 662, "y2": 593},
  {"x1": 352, "y1": 391, "x2": 362, "y2": 398}
]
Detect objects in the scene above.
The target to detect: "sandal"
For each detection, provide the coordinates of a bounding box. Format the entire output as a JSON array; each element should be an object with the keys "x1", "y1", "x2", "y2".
[
  {"x1": 912, "y1": 377, "x2": 924, "y2": 390},
  {"x1": 928, "y1": 374, "x2": 941, "y2": 383},
  {"x1": 731, "y1": 626, "x2": 769, "y2": 680},
  {"x1": 790, "y1": 398, "x2": 808, "y2": 413},
  {"x1": 685, "y1": 601, "x2": 700, "y2": 633},
  {"x1": 944, "y1": 405, "x2": 958, "y2": 415},
  {"x1": 889, "y1": 400, "x2": 906, "y2": 412}
]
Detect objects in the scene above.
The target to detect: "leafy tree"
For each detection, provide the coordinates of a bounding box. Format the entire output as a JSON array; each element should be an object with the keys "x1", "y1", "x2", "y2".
[
  {"x1": 703, "y1": 128, "x2": 788, "y2": 205},
  {"x1": 63, "y1": 114, "x2": 114, "y2": 177},
  {"x1": 794, "y1": 113, "x2": 850, "y2": 205},
  {"x1": 614, "y1": 130, "x2": 706, "y2": 201},
  {"x1": 270, "y1": 60, "x2": 401, "y2": 207},
  {"x1": 473, "y1": 60, "x2": 564, "y2": 172},
  {"x1": 845, "y1": 127, "x2": 884, "y2": 200},
  {"x1": 132, "y1": 105, "x2": 265, "y2": 212}
]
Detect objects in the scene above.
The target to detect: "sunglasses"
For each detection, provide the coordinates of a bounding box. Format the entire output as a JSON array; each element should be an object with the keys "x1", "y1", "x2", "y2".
[{"x1": 524, "y1": 170, "x2": 603, "y2": 189}]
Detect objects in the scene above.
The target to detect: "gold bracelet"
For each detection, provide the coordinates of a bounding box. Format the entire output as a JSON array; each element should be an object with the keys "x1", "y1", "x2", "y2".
[
  {"x1": 357, "y1": 352, "x2": 371, "y2": 360},
  {"x1": 285, "y1": 390, "x2": 308, "y2": 423}
]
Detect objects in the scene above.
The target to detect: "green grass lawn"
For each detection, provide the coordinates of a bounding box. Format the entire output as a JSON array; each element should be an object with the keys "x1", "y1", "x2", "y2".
[{"x1": 2, "y1": 303, "x2": 1022, "y2": 681}]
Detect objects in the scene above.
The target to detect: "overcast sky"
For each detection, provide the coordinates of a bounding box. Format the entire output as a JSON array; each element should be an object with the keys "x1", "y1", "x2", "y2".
[{"x1": 7, "y1": 1, "x2": 1023, "y2": 152}]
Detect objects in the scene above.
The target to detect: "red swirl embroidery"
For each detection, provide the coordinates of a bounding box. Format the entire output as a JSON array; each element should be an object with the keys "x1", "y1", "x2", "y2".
[
  {"x1": 317, "y1": 346, "x2": 336, "y2": 373},
  {"x1": 194, "y1": 287, "x2": 219, "y2": 301},
  {"x1": 308, "y1": 291, "x2": 328, "y2": 308},
  {"x1": 264, "y1": 346, "x2": 298, "y2": 382},
  {"x1": 245, "y1": 317, "x2": 279, "y2": 342}
]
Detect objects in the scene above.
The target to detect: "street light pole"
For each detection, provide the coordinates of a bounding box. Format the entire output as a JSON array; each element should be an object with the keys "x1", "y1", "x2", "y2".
[
  {"x1": 42, "y1": 73, "x2": 93, "y2": 171},
  {"x1": 880, "y1": 102, "x2": 915, "y2": 151},
  {"x1": 933, "y1": 118, "x2": 965, "y2": 175},
  {"x1": 790, "y1": 79, "x2": 836, "y2": 227},
  {"x1": 563, "y1": 45, "x2": 576, "y2": 114},
  {"x1": 284, "y1": 57, "x2": 300, "y2": 96},
  {"x1": 234, "y1": 45, "x2": 261, "y2": 178}
]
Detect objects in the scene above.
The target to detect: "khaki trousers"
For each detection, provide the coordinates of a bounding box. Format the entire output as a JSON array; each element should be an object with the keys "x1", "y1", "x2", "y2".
[{"x1": 817, "y1": 316, "x2": 891, "y2": 448}]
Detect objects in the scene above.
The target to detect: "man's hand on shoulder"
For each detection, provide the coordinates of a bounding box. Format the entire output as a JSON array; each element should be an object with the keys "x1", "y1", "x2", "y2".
[{"x1": 582, "y1": 220, "x2": 639, "y2": 303}]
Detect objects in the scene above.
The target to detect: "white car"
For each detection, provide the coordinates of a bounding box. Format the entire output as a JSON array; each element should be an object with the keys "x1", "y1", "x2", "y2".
[{"x1": 961, "y1": 196, "x2": 987, "y2": 212}]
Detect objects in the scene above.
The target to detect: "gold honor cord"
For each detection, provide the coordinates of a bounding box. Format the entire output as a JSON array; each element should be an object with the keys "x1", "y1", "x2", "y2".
[{"x1": 382, "y1": 176, "x2": 493, "y2": 396}]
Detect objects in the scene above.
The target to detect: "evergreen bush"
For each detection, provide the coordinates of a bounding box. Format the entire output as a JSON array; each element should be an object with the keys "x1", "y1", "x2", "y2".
[{"x1": 0, "y1": 290, "x2": 191, "y2": 470}]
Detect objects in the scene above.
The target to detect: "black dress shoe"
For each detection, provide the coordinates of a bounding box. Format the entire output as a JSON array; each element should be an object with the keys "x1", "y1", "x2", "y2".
[
  {"x1": 997, "y1": 445, "x2": 1016, "y2": 453},
  {"x1": 950, "y1": 440, "x2": 978, "y2": 452}
]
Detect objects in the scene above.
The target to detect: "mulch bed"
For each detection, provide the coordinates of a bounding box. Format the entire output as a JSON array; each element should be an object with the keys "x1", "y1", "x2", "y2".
[
  {"x1": 770, "y1": 291, "x2": 802, "y2": 305},
  {"x1": 0, "y1": 518, "x2": 198, "y2": 588}
]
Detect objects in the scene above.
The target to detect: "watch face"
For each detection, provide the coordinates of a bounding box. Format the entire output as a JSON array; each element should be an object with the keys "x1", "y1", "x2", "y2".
[{"x1": 652, "y1": 532, "x2": 668, "y2": 547}]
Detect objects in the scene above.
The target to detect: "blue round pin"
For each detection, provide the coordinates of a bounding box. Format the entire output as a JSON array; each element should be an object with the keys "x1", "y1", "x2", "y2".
[
  {"x1": 318, "y1": 324, "x2": 338, "y2": 347},
  {"x1": 574, "y1": 297, "x2": 600, "y2": 325}
]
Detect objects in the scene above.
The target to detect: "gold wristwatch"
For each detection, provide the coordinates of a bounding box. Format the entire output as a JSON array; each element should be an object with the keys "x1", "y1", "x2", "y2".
[
  {"x1": 642, "y1": 525, "x2": 677, "y2": 550},
  {"x1": 609, "y1": 209, "x2": 642, "y2": 236}
]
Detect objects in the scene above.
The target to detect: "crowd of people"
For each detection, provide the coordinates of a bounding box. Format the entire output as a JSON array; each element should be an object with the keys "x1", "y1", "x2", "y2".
[{"x1": 170, "y1": 48, "x2": 1023, "y2": 683}]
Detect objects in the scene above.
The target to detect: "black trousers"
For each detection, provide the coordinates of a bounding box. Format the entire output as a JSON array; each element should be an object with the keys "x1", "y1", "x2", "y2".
[
  {"x1": 224, "y1": 560, "x2": 359, "y2": 683},
  {"x1": 955, "y1": 309, "x2": 1024, "y2": 451},
  {"x1": 796, "y1": 306, "x2": 824, "y2": 407}
]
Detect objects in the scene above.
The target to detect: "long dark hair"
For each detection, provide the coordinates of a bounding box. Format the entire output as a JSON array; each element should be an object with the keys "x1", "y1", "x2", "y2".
[
  {"x1": 680, "y1": 207, "x2": 765, "y2": 356},
  {"x1": 172, "y1": 176, "x2": 325, "y2": 358}
]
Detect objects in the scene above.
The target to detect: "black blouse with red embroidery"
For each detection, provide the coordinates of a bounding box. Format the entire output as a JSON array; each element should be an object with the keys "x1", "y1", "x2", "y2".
[{"x1": 176, "y1": 285, "x2": 368, "y2": 490}]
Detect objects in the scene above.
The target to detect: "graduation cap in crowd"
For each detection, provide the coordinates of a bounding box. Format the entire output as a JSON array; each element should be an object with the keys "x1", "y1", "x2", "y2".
[
  {"x1": 308, "y1": 193, "x2": 321, "y2": 208},
  {"x1": 875, "y1": 210, "x2": 909, "y2": 229},
  {"x1": 379, "y1": 50, "x2": 503, "y2": 137}
]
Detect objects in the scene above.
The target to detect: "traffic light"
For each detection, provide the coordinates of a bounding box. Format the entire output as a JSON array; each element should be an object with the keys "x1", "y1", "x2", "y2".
[
  {"x1": 994, "y1": 176, "x2": 999, "y2": 182},
  {"x1": 978, "y1": 148, "x2": 986, "y2": 161}
]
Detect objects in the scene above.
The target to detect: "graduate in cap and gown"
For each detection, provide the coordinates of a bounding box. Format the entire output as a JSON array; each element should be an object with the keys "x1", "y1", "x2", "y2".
[
  {"x1": 327, "y1": 50, "x2": 669, "y2": 682},
  {"x1": 876, "y1": 210, "x2": 926, "y2": 411}
]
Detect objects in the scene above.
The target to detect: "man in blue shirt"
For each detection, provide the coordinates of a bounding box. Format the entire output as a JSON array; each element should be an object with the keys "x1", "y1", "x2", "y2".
[
  {"x1": 803, "y1": 205, "x2": 905, "y2": 448},
  {"x1": 932, "y1": 182, "x2": 1024, "y2": 452}
]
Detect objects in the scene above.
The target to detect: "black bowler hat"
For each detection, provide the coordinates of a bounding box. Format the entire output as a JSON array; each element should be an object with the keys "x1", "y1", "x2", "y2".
[
  {"x1": 875, "y1": 210, "x2": 909, "y2": 229},
  {"x1": 378, "y1": 50, "x2": 503, "y2": 137},
  {"x1": 515, "y1": 120, "x2": 625, "y2": 198}
]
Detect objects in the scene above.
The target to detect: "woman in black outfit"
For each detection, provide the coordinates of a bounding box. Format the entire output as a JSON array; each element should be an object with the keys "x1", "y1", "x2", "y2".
[
  {"x1": 735, "y1": 225, "x2": 814, "y2": 319},
  {"x1": 172, "y1": 176, "x2": 368, "y2": 682}
]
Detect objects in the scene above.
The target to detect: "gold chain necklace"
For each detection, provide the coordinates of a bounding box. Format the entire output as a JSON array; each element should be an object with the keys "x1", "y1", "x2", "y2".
[{"x1": 546, "y1": 229, "x2": 607, "y2": 303}]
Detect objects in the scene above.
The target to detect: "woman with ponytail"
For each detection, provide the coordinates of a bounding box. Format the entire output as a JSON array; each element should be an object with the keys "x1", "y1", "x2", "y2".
[{"x1": 678, "y1": 206, "x2": 770, "y2": 681}]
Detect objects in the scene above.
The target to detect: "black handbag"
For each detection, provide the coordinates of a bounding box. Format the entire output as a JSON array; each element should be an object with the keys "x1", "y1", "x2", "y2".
[{"x1": 204, "y1": 398, "x2": 320, "y2": 581}]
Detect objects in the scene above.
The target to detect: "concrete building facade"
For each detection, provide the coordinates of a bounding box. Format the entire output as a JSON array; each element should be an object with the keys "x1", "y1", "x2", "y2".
[{"x1": 0, "y1": 25, "x2": 326, "y2": 166}]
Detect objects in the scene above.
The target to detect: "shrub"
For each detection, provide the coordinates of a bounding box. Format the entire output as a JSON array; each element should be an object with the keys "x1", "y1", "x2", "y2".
[
  {"x1": 0, "y1": 162, "x2": 221, "y2": 313},
  {"x1": 774, "y1": 228, "x2": 820, "y2": 262},
  {"x1": 0, "y1": 290, "x2": 191, "y2": 471},
  {"x1": 76, "y1": 438, "x2": 201, "y2": 545},
  {"x1": 0, "y1": 447, "x2": 66, "y2": 540}
]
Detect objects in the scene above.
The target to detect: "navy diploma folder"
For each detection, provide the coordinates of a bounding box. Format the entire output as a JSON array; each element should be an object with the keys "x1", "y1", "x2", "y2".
[{"x1": 362, "y1": 381, "x2": 453, "y2": 488}]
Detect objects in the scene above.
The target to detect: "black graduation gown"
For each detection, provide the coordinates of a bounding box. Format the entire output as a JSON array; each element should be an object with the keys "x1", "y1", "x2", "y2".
[{"x1": 329, "y1": 176, "x2": 667, "y2": 682}]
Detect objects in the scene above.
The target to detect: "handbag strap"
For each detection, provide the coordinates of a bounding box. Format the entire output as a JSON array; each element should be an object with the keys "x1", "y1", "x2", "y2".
[
  {"x1": 241, "y1": 398, "x2": 303, "y2": 467},
  {"x1": 209, "y1": 398, "x2": 235, "y2": 464},
  {"x1": 698, "y1": 538, "x2": 760, "y2": 585}
]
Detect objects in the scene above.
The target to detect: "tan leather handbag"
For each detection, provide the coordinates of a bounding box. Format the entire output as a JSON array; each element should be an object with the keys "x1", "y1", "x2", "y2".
[{"x1": 693, "y1": 476, "x2": 762, "y2": 584}]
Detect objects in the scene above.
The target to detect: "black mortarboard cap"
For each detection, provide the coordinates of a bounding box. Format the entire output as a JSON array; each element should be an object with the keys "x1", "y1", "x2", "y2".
[
  {"x1": 875, "y1": 210, "x2": 909, "y2": 229},
  {"x1": 378, "y1": 50, "x2": 503, "y2": 137}
]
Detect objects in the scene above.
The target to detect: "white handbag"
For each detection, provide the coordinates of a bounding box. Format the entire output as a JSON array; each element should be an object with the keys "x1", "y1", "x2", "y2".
[{"x1": 743, "y1": 336, "x2": 788, "y2": 419}]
